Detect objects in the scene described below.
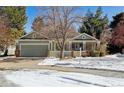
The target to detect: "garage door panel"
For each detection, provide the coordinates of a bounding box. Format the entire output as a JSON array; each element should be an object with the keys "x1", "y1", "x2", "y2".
[{"x1": 21, "y1": 45, "x2": 48, "y2": 57}]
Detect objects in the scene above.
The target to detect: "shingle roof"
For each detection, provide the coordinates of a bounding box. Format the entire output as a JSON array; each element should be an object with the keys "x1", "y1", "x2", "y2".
[
  {"x1": 20, "y1": 29, "x2": 80, "y2": 40},
  {"x1": 20, "y1": 31, "x2": 49, "y2": 39}
]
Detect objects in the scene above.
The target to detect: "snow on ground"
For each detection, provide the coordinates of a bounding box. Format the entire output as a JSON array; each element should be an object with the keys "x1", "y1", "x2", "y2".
[
  {"x1": 38, "y1": 54, "x2": 124, "y2": 71},
  {"x1": 5, "y1": 69, "x2": 124, "y2": 87},
  {"x1": 0, "y1": 56, "x2": 15, "y2": 61}
]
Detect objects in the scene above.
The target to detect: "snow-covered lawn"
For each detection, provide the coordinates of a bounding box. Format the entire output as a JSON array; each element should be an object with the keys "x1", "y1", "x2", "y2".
[
  {"x1": 38, "y1": 54, "x2": 124, "y2": 71},
  {"x1": 5, "y1": 70, "x2": 124, "y2": 87},
  {"x1": 0, "y1": 56, "x2": 15, "y2": 61}
]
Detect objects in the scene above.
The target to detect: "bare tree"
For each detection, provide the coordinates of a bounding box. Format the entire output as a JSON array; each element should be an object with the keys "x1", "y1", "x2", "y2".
[
  {"x1": 0, "y1": 15, "x2": 11, "y2": 56},
  {"x1": 38, "y1": 6, "x2": 82, "y2": 59},
  {"x1": 99, "y1": 25, "x2": 111, "y2": 55},
  {"x1": 32, "y1": 16, "x2": 44, "y2": 32}
]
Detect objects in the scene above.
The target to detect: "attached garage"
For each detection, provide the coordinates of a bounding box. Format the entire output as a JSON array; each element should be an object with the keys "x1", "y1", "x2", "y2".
[
  {"x1": 18, "y1": 39, "x2": 50, "y2": 57},
  {"x1": 16, "y1": 31, "x2": 51, "y2": 57},
  {"x1": 20, "y1": 44, "x2": 48, "y2": 57}
]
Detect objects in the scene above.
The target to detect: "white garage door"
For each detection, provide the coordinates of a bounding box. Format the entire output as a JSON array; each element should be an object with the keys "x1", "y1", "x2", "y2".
[{"x1": 20, "y1": 45, "x2": 48, "y2": 57}]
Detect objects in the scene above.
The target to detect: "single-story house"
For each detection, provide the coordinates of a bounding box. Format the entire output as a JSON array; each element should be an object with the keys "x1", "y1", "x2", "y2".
[{"x1": 16, "y1": 30, "x2": 100, "y2": 57}]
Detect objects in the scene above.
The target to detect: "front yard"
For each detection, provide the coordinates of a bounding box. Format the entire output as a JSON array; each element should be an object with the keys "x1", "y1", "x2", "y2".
[
  {"x1": 2, "y1": 69, "x2": 124, "y2": 87},
  {"x1": 0, "y1": 54, "x2": 124, "y2": 87},
  {"x1": 39, "y1": 54, "x2": 124, "y2": 71},
  {"x1": 0, "y1": 57, "x2": 41, "y2": 70}
]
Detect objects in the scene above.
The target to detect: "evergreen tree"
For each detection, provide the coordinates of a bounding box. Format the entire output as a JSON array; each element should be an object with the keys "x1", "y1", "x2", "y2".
[
  {"x1": 110, "y1": 12, "x2": 124, "y2": 28},
  {"x1": 3, "y1": 6, "x2": 27, "y2": 30},
  {"x1": 0, "y1": 6, "x2": 27, "y2": 56},
  {"x1": 79, "y1": 9, "x2": 93, "y2": 36},
  {"x1": 2, "y1": 6, "x2": 27, "y2": 40},
  {"x1": 79, "y1": 7, "x2": 109, "y2": 39}
]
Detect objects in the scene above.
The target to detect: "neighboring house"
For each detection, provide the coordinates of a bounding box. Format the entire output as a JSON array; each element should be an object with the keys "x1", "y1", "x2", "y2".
[
  {"x1": 0, "y1": 45, "x2": 16, "y2": 56},
  {"x1": 16, "y1": 30, "x2": 100, "y2": 57},
  {"x1": 8, "y1": 45, "x2": 16, "y2": 56}
]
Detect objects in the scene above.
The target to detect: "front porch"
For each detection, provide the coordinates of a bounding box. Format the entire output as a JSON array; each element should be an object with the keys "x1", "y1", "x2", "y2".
[
  {"x1": 48, "y1": 40, "x2": 99, "y2": 57},
  {"x1": 48, "y1": 33, "x2": 100, "y2": 57}
]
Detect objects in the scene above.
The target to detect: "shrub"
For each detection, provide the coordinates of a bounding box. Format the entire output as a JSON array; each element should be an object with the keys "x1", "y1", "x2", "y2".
[
  {"x1": 94, "y1": 51, "x2": 100, "y2": 57},
  {"x1": 90, "y1": 50, "x2": 100, "y2": 57},
  {"x1": 100, "y1": 52, "x2": 105, "y2": 57}
]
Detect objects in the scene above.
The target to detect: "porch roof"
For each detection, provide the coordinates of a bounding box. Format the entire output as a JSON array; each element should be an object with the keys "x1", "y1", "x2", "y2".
[{"x1": 69, "y1": 33, "x2": 99, "y2": 42}]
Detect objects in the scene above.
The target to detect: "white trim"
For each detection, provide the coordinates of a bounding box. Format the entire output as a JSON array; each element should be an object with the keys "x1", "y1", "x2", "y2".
[
  {"x1": 83, "y1": 41, "x2": 86, "y2": 51},
  {"x1": 18, "y1": 39, "x2": 50, "y2": 42},
  {"x1": 50, "y1": 51, "x2": 72, "y2": 52},
  {"x1": 48, "y1": 43, "x2": 50, "y2": 50},
  {"x1": 50, "y1": 41, "x2": 52, "y2": 51},
  {"x1": 20, "y1": 44, "x2": 21, "y2": 55},
  {"x1": 83, "y1": 33, "x2": 99, "y2": 41},
  {"x1": 71, "y1": 40, "x2": 97, "y2": 43},
  {"x1": 20, "y1": 43, "x2": 49, "y2": 45},
  {"x1": 70, "y1": 33, "x2": 99, "y2": 41},
  {"x1": 71, "y1": 34, "x2": 82, "y2": 40}
]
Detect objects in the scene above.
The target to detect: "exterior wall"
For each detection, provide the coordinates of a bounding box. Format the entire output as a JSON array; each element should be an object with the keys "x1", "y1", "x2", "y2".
[
  {"x1": 48, "y1": 51, "x2": 90, "y2": 58},
  {"x1": 48, "y1": 51, "x2": 72, "y2": 57},
  {"x1": 86, "y1": 42, "x2": 97, "y2": 50},
  {"x1": 18, "y1": 40, "x2": 49, "y2": 44},
  {"x1": 8, "y1": 45, "x2": 16, "y2": 56},
  {"x1": 72, "y1": 51, "x2": 90, "y2": 57}
]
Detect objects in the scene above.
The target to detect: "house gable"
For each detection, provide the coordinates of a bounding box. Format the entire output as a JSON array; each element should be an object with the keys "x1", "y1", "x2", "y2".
[
  {"x1": 71, "y1": 33, "x2": 98, "y2": 41},
  {"x1": 20, "y1": 31, "x2": 49, "y2": 39}
]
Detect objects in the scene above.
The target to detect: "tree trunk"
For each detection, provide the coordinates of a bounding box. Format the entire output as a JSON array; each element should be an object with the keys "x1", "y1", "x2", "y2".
[
  {"x1": 91, "y1": 26, "x2": 96, "y2": 38},
  {"x1": 60, "y1": 48, "x2": 64, "y2": 60},
  {"x1": 99, "y1": 42, "x2": 107, "y2": 56},
  {"x1": 3, "y1": 47, "x2": 8, "y2": 56}
]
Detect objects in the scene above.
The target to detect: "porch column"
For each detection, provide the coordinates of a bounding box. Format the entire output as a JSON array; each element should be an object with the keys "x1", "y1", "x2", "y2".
[
  {"x1": 54, "y1": 42, "x2": 56, "y2": 51},
  {"x1": 69, "y1": 41, "x2": 72, "y2": 51},
  {"x1": 92, "y1": 42, "x2": 96, "y2": 50},
  {"x1": 83, "y1": 41, "x2": 86, "y2": 51},
  {"x1": 97, "y1": 41, "x2": 100, "y2": 49},
  {"x1": 51, "y1": 41, "x2": 52, "y2": 51}
]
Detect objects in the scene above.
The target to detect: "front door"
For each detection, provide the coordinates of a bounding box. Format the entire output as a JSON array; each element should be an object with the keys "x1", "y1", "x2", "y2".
[{"x1": 72, "y1": 43, "x2": 83, "y2": 51}]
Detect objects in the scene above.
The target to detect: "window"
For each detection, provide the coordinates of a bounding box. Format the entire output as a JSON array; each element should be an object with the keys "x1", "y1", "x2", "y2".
[
  {"x1": 72, "y1": 43, "x2": 75, "y2": 50},
  {"x1": 32, "y1": 34, "x2": 36, "y2": 38},
  {"x1": 82, "y1": 35, "x2": 86, "y2": 39},
  {"x1": 72, "y1": 43, "x2": 83, "y2": 51},
  {"x1": 56, "y1": 43, "x2": 60, "y2": 50}
]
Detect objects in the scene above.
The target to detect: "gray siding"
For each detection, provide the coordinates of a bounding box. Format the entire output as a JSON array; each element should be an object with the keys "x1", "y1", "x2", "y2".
[
  {"x1": 18, "y1": 40, "x2": 49, "y2": 44},
  {"x1": 73, "y1": 34, "x2": 96, "y2": 40}
]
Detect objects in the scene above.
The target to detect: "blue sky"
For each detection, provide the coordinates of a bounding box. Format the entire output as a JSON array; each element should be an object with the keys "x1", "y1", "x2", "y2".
[{"x1": 25, "y1": 6, "x2": 124, "y2": 33}]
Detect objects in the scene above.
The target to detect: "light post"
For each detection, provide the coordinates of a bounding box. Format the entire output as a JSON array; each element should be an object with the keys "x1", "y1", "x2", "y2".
[
  {"x1": 79, "y1": 47, "x2": 82, "y2": 65},
  {"x1": 80, "y1": 47, "x2": 82, "y2": 57}
]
